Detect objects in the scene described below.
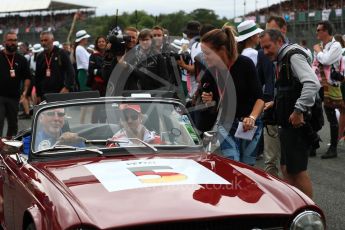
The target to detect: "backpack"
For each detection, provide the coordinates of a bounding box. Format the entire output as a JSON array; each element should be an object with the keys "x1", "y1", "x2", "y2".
[{"x1": 279, "y1": 48, "x2": 324, "y2": 132}]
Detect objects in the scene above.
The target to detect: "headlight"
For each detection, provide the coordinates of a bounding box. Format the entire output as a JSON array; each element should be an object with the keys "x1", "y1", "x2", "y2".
[{"x1": 290, "y1": 210, "x2": 325, "y2": 230}]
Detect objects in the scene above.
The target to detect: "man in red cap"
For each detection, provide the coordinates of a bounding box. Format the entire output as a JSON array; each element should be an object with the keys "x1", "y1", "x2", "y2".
[{"x1": 108, "y1": 104, "x2": 161, "y2": 146}]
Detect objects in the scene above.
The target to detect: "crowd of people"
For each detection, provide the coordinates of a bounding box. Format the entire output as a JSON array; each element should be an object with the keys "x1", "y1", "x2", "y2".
[
  {"x1": 0, "y1": 11, "x2": 92, "y2": 34},
  {"x1": 257, "y1": 0, "x2": 342, "y2": 15},
  {"x1": 1, "y1": 16, "x2": 345, "y2": 200}
]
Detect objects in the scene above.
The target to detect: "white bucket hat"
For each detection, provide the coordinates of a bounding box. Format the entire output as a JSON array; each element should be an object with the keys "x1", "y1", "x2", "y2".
[
  {"x1": 236, "y1": 20, "x2": 263, "y2": 42},
  {"x1": 87, "y1": 44, "x2": 95, "y2": 51},
  {"x1": 75, "y1": 30, "x2": 90, "y2": 42},
  {"x1": 32, "y1": 43, "x2": 43, "y2": 53}
]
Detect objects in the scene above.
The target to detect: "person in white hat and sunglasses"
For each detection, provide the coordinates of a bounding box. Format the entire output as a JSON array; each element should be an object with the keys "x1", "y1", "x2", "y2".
[
  {"x1": 75, "y1": 30, "x2": 91, "y2": 91},
  {"x1": 74, "y1": 30, "x2": 92, "y2": 123},
  {"x1": 236, "y1": 20, "x2": 263, "y2": 66}
]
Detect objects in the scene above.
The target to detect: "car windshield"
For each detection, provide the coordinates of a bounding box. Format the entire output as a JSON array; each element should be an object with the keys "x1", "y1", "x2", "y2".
[{"x1": 32, "y1": 100, "x2": 201, "y2": 154}]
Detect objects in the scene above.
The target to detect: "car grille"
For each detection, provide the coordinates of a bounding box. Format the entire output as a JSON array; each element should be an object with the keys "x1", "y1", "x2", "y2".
[{"x1": 123, "y1": 216, "x2": 288, "y2": 230}]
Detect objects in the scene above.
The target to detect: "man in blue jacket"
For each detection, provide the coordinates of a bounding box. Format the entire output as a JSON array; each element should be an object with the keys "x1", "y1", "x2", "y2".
[{"x1": 34, "y1": 108, "x2": 84, "y2": 152}]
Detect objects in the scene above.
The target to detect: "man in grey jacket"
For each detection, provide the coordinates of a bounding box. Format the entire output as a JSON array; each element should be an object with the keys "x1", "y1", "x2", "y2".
[
  {"x1": 260, "y1": 15, "x2": 288, "y2": 177},
  {"x1": 260, "y1": 29, "x2": 321, "y2": 198}
]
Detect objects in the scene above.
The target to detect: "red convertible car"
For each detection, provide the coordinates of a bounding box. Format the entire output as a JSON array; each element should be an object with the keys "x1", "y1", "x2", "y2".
[{"x1": 0, "y1": 96, "x2": 325, "y2": 230}]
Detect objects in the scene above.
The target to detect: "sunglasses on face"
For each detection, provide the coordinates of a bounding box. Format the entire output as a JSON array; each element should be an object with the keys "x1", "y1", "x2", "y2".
[{"x1": 45, "y1": 111, "x2": 65, "y2": 117}]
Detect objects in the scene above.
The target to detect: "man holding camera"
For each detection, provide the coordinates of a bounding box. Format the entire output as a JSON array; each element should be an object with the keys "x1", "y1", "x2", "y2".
[
  {"x1": 102, "y1": 27, "x2": 136, "y2": 90},
  {"x1": 313, "y1": 21, "x2": 344, "y2": 159},
  {"x1": 102, "y1": 28, "x2": 169, "y2": 93},
  {"x1": 124, "y1": 27, "x2": 139, "y2": 53}
]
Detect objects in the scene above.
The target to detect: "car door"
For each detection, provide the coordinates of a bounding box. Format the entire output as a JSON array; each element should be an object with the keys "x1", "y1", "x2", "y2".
[
  {"x1": 0, "y1": 154, "x2": 6, "y2": 225},
  {"x1": 3, "y1": 154, "x2": 37, "y2": 230},
  {"x1": 0, "y1": 154, "x2": 16, "y2": 228}
]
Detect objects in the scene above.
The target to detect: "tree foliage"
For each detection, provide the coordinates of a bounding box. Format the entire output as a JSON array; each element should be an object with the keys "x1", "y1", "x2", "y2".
[{"x1": 72, "y1": 8, "x2": 231, "y2": 41}]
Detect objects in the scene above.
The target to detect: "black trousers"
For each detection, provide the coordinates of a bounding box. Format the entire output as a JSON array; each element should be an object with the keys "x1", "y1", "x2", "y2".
[
  {"x1": 0, "y1": 96, "x2": 19, "y2": 138},
  {"x1": 324, "y1": 106, "x2": 339, "y2": 147}
]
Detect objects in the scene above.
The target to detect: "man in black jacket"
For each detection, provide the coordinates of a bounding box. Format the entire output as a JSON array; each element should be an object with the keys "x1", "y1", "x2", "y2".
[
  {"x1": 35, "y1": 31, "x2": 75, "y2": 101},
  {"x1": 0, "y1": 32, "x2": 31, "y2": 138}
]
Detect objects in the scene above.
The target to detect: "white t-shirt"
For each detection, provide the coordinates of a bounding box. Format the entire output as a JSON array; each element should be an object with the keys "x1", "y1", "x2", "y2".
[
  {"x1": 76, "y1": 45, "x2": 90, "y2": 70},
  {"x1": 191, "y1": 42, "x2": 202, "y2": 64},
  {"x1": 241, "y1": 47, "x2": 258, "y2": 66},
  {"x1": 29, "y1": 55, "x2": 37, "y2": 72},
  {"x1": 304, "y1": 48, "x2": 313, "y2": 61}
]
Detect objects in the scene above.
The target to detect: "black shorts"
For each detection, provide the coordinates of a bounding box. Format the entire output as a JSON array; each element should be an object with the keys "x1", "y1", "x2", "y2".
[{"x1": 279, "y1": 127, "x2": 311, "y2": 174}]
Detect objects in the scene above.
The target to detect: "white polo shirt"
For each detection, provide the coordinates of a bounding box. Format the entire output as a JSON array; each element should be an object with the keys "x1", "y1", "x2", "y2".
[{"x1": 76, "y1": 45, "x2": 90, "y2": 70}]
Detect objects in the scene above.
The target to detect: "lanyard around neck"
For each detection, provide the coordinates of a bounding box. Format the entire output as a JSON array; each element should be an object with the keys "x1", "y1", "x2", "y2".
[
  {"x1": 45, "y1": 52, "x2": 54, "y2": 69},
  {"x1": 4, "y1": 53, "x2": 15, "y2": 69}
]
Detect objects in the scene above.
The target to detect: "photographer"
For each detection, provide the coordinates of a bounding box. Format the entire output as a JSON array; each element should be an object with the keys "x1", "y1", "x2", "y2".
[
  {"x1": 101, "y1": 36, "x2": 138, "y2": 91},
  {"x1": 124, "y1": 27, "x2": 138, "y2": 52},
  {"x1": 102, "y1": 28, "x2": 169, "y2": 93}
]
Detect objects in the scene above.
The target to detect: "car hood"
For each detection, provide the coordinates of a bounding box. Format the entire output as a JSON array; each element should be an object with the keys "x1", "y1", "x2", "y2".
[{"x1": 34, "y1": 153, "x2": 310, "y2": 229}]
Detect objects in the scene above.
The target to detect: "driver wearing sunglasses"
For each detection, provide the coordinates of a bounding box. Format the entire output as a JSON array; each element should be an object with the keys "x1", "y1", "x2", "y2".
[
  {"x1": 34, "y1": 108, "x2": 85, "y2": 151},
  {"x1": 108, "y1": 104, "x2": 161, "y2": 147}
]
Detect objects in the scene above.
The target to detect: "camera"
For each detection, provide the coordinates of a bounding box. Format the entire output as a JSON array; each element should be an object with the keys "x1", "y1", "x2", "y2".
[
  {"x1": 202, "y1": 82, "x2": 211, "y2": 93},
  {"x1": 169, "y1": 51, "x2": 191, "y2": 63},
  {"x1": 107, "y1": 27, "x2": 131, "y2": 56}
]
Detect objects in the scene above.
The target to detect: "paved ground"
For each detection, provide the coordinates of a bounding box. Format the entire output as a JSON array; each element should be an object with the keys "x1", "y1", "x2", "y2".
[
  {"x1": 255, "y1": 122, "x2": 345, "y2": 229},
  {"x1": 3, "y1": 116, "x2": 345, "y2": 229}
]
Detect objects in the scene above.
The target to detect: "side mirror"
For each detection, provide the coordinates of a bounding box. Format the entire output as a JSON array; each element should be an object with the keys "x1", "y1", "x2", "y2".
[
  {"x1": 0, "y1": 138, "x2": 23, "y2": 155},
  {"x1": 203, "y1": 131, "x2": 217, "y2": 153}
]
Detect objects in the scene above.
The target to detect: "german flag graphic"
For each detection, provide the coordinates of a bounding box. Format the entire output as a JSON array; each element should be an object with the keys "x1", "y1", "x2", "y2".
[{"x1": 128, "y1": 166, "x2": 187, "y2": 183}]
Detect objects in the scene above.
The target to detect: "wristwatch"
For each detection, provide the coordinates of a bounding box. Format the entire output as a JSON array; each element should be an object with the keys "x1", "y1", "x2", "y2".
[
  {"x1": 294, "y1": 108, "x2": 303, "y2": 114},
  {"x1": 248, "y1": 115, "x2": 256, "y2": 122}
]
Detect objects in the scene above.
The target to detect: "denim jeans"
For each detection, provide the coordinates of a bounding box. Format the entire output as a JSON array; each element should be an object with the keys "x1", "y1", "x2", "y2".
[{"x1": 218, "y1": 118, "x2": 263, "y2": 166}]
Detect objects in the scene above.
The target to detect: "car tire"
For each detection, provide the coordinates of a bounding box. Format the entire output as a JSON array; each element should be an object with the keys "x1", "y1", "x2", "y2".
[{"x1": 26, "y1": 223, "x2": 36, "y2": 230}]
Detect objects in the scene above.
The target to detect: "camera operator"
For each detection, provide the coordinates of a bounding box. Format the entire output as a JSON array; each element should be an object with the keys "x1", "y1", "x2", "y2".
[
  {"x1": 124, "y1": 27, "x2": 138, "y2": 52},
  {"x1": 102, "y1": 32, "x2": 135, "y2": 90},
  {"x1": 102, "y1": 28, "x2": 169, "y2": 92}
]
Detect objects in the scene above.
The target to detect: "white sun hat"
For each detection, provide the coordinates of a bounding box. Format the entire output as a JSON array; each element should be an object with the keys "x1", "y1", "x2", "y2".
[
  {"x1": 75, "y1": 30, "x2": 91, "y2": 42},
  {"x1": 87, "y1": 44, "x2": 95, "y2": 51},
  {"x1": 32, "y1": 43, "x2": 44, "y2": 53},
  {"x1": 236, "y1": 20, "x2": 263, "y2": 42}
]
